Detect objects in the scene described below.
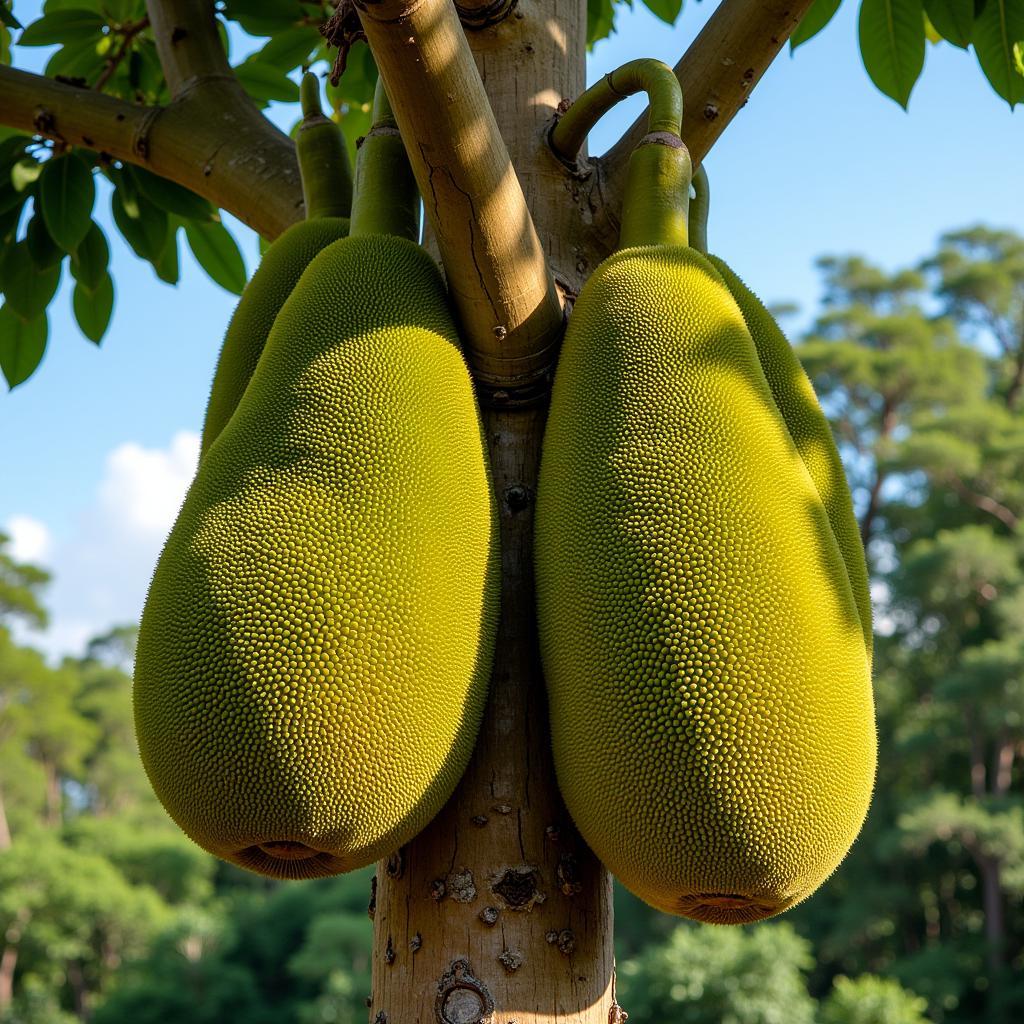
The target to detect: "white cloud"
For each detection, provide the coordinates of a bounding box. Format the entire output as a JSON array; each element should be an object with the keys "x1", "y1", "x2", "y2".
[
  {"x1": 5, "y1": 515, "x2": 52, "y2": 564},
  {"x1": 97, "y1": 432, "x2": 199, "y2": 539},
  {"x1": 8, "y1": 432, "x2": 200, "y2": 660}
]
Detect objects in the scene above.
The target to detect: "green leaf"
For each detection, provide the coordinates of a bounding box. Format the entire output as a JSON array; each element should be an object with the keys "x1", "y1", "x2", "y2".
[
  {"x1": 26, "y1": 211, "x2": 64, "y2": 268},
  {"x1": 0, "y1": 198, "x2": 23, "y2": 242},
  {"x1": 587, "y1": 0, "x2": 616, "y2": 47},
  {"x1": 154, "y1": 223, "x2": 179, "y2": 284},
  {"x1": 18, "y1": 9, "x2": 104, "y2": 45},
  {"x1": 233, "y1": 58, "x2": 301, "y2": 103},
  {"x1": 859, "y1": 0, "x2": 927, "y2": 107},
  {"x1": 973, "y1": 0, "x2": 1024, "y2": 106},
  {"x1": 222, "y1": 0, "x2": 305, "y2": 36},
  {"x1": 45, "y1": 35, "x2": 106, "y2": 83},
  {"x1": 100, "y1": 0, "x2": 143, "y2": 20},
  {"x1": 924, "y1": 0, "x2": 973, "y2": 46},
  {"x1": 111, "y1": 185, "x2": 168, "y2": 262},
  {"x1": 0, "y1": 182, "x2": 23, "y2": 215},
  {"x1": 0, "y1": 4, "x2": 22, "y2": 30},
  {"x1": 0, "y1": 305, "x2": 47, "y2": 388},
  {"x1": 791, "y1": 0, "x2": 842, "y2": 50},
  {"x1": 128, "y1": 166, "x2": 214, "y2": 221},
  {"x1": 38, "y1": 153, "x2": 95, "y2": 251},
  {"x1": 72, "y1": 272, "x2": 113, "y2": 344},
  {"x1": 70, "y1": 220, "x2": 109, "y2": 290},
  {"x1": 44, "y1": 0, "x2": 102, "y2": 11},
  {"x1": 640, "y1": 0, "x2": 682, "y2": 26},
  {"x1": 257, "y1": 25, "x2": 317, "y2": 70},
  {"x1": 11, "y1": 157, "x2": 41, "y2": 192},
  {"x1": 1, "y1": 240, "x2": 60, "y2": 318},
  {"x1": 185, "y1": 220, "x2": 246, "y2": 294}
]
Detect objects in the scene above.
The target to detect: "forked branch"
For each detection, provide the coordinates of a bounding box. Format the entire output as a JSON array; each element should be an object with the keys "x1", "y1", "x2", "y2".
[
  {"x1": 354, "y1": 0, "x2": 564, "y2": 395},
  {"x1": 0, "y1": 64, "x2": 303, "y2": 240},
  {"x1": 599, "y1": 0, "x2": 816, "y2": 235}
]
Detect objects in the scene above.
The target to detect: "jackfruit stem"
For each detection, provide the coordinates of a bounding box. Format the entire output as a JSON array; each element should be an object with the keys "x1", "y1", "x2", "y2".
[
  {"x1": 297, "y1": 72, "x2": 353, "y2": 220},
  {"x1": 549, "y1": 59, "x2": 690, "y2": 249},
  {"x1": 688, "y1": 163, "x2": 710, "y2": 254},
  {"x1": 618, "y1": 139, "x2": 691, "y2": 249},
  {"x1": 549, "y1": 58, "x2": 683, "y2": 165},
  {"x1": 350, "y1": 78, "x2": 421, "y2": 242}
]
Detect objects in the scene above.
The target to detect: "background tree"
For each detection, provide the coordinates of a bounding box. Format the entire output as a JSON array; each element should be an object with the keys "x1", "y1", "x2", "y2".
[{"x1": 1, "y1": 1, "x2": 1022, "y2": 1023}]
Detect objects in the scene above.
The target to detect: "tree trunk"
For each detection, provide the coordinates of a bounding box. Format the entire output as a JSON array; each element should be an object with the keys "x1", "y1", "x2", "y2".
[
  {"x1": 0, "y1": 914, "x2": 27, "y2": 1014},
  {"x1": 42, "y1": 761, "x2": 61, "y2": 827},
  {"x1": 370, "y1": 6, "x2": 618, "y2": 1024},
  {"x1": 0, "y1": 786, "x2": 11, "y2": 851}
]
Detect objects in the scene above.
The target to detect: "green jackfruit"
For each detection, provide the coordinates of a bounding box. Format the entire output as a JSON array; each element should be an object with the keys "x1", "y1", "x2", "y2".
[
  {"x1": 135, "y1": 234, "x2": 499, "y2": 879},
  {"x1": 707, "y1": 256, "x2": 872, "y2": 658},
  {"x1": 200, "y1": 217, "x2": 349, "y2": 454},
  {"x1": 535, "y1": 245, "x2": 875, "y2": 923}
]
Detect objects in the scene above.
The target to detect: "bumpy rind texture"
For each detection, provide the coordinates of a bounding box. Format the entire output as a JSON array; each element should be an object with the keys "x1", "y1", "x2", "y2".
[
  {"x1": 135, "y1": 235, "x2": 500, "y2": 879},
  {"x1": 535, "y1": 246, "x2": 875, "y2": 923},
  {"x1": 708, "y1": 255, "x2": 872, "y2": 661},
  {"x1": 200, "y1": 217, "x2": 349, "y2": 455}
]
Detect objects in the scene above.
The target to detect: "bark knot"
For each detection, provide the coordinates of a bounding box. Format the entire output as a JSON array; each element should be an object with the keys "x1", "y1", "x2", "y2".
[
  {"x1": 435, "y1": 960, "x2": 494, "y2": 1024},
  {"x1": 491, "y1": 866, "x2": 545, "y2": 910}
]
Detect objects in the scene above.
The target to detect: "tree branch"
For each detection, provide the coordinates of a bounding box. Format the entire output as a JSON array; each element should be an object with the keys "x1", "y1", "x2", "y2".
[
  {"x1": 947, "y1": 473, "x2": 1019, "y2": 531},
  {"x1": 596, "y1": 0, "x2": 816, "y2": 243},
  {"x1": 355, "y1": 0, "x2": 564, "y2": 394},
  {"x1": 145, "y1": 0, "x2": 234, "y2": 97},
  {"x1": 0, "y1": 65, "x2": 303, "y2": 240}
]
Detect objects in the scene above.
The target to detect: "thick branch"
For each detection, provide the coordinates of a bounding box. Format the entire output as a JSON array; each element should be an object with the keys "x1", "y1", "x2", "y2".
[
  {"x1": 597, "y1": 0, "x2": 816, "y2": 242},
  {"x1": 146, "y1": 0, "x2": 233, "y2": 97},
  {"x1": 355, "y1": 0, "x2": 564, "y2": 393},
  {"x1": 0, "y1": 65, "x2": 303, "y2": 239},
  {"x1": 947, "y1": 473, "x2": 1019, "y2": 530}
]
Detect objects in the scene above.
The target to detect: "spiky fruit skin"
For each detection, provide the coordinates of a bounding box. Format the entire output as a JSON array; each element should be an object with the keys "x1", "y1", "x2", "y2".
[
  {"x1": 708, "y1": 255, "x2": 872, "y2": 659},
  {"x1": 535, "y1": 246, "x2": 875, "y2": 923},
  {"x1": 135, "y1": 235, "x2": 500, "y2": 880},
  {"x1": 201, "y1": 217, "x2": 349, "y2": 455}
]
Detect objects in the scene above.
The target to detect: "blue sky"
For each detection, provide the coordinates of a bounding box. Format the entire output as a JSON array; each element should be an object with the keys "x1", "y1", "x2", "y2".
[{"x1": 1, "y1": 0, "x2": 1022, "y2": 655}]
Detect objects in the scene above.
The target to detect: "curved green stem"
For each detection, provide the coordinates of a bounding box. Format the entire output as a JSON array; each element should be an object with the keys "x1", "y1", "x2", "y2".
[
  {"x1": 550, "y1": 59, "x2": 690, "y2": 250},
  {"x1": 349, "y1": 77, "x2": 421, "y2": 241},
  {"x1": 549, "y1": 58, "x2": 682, "y2": 163},
  {"x1": 688, "y1": 163, "x2": 710, "y2": 254},
  {"x1": 296, "y1": 72, "x2": 353, "y2": 220}
]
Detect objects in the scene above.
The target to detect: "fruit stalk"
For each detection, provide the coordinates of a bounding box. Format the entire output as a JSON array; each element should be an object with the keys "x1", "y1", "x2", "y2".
[
  {"x1": 688, "y1": 163, "x2": 710, "y2": 254},
  {"x1": 549, "y1": 59, "x2": 691, "y2": 249},
  {"x1": 349, "y1": 79, "x2": 420, "y2": 243},
  {"x1": 297, "y1": 73, "x2": 353, "y2": 221}
]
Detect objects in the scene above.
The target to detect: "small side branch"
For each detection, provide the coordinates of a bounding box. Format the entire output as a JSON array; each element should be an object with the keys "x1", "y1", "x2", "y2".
[
  {"x1": 0, "y1": 65, "x2": 303, "y2": 239},
  {"x1": 598, "y1": 0, "x2": 816, "y2": 237},
  {"x1": 146, "y1": 0, "x2": 234, "y2": 97},
  {"x1": 355, "y1": 0, "x2": 564, "y2": 394}
]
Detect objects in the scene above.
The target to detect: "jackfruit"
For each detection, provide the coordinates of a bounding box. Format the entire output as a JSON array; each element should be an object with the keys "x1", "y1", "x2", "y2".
[
  {"x1": 707, "y1": 256, "x2": 872, "y2": 657},
  {"x1": 200, "y1": 73, "x2": 353, "y2": 454},
  {"x1": 200, "y1": 218, "x2": 349, "y2": 454},
  {"x1": 535, "y1": 244, "x2": 875, "y2": 923},
  {"x1": 135, "y1": 232, "x2": 499, "y2": 879}
]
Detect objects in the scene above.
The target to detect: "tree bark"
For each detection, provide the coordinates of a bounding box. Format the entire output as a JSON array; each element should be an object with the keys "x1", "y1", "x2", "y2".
[
  {"x1": 0, "y1": 65, "x2": 302, "y2": 241},
  {"x1": 0, "y1": 944, "x2": 17, "y2": 1013},
  {"x1": 370, "y1": 5, "x2": 618, "y2": 1024},
  {"x1": 0, "y1": 786, "x2": 11, "y2": 851}
]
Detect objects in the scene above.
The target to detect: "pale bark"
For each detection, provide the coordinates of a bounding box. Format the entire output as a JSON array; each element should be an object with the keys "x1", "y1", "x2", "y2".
[{"x1": 355, "y1": 0, "x2": 564, "y2": 391}]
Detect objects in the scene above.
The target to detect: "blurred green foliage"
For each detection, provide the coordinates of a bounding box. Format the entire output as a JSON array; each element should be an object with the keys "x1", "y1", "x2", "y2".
[{"x1": 3, "y1": 225, "x2": 1024, "y2": 1019}]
